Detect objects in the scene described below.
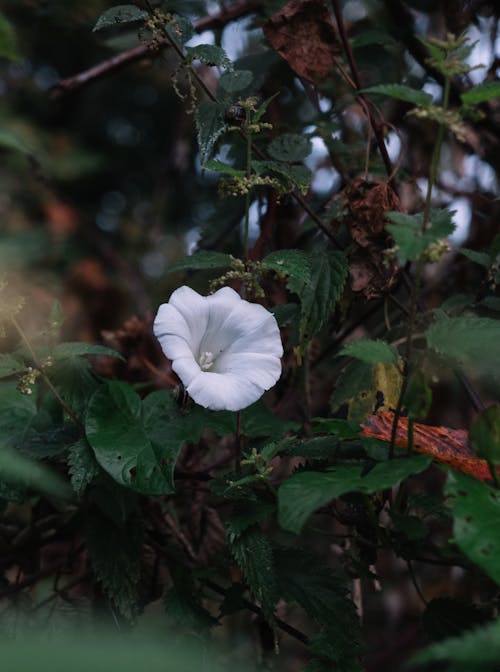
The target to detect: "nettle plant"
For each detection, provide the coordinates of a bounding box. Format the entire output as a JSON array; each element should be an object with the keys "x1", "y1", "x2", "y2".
[{"x1": 1, "y1": 2, "x2": 500, "y2": 670}]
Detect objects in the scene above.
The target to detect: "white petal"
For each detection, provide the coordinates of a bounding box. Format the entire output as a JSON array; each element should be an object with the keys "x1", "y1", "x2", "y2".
[
  {"x1": 154, "y1": 303, "x2": 192, "y2": 344},
  {"x1": 168, "y1": 286, "x2": 209, "y2": 354},
  {"x1": 222, "y1": 312, "x2": 283, "y2": 359},
  {"x1": 171, "y1": 356, "x2": 201, "y2": 387},
  {"x1": 187, "y1": 371, "x2": 265, "y2": 411},
  {"x1": 215, "y1": 352, "x2": 282, "y2": 389},
  {"x1": 199, "y1": 287, "x2": 242, "y2": 355}
]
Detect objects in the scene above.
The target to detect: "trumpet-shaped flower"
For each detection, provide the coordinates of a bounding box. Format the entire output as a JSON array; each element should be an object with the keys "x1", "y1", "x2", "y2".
[{"x1": 153, "y1": 286, "x2": 283, "y2": 411}]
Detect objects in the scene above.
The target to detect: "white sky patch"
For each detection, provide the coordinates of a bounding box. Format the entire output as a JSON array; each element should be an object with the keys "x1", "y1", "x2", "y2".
[
  {"x1": 241, "y1": 199, "x2": 264, "y2": 246},
  {"x1": 185, "y1": 227, "x2": 201, "y2": 255},
  {"x1": 465, "y1": 19, "x2": 495, "y2": 84},
  {"x1": 185, "y1": 30, "x2": 215, "y2": 50},
  {"x1": 221, "y1": 16, "x2": 256, "y2": 61},
  {"x1": 385, "y1": 131, "x2": 401, "y2": 164},
  {"x1": 448, "y1": 198, "x2": 471, "y2": 246},
  {"x1": 422, "y1": 81, "x2": 442, "y2": 103}
]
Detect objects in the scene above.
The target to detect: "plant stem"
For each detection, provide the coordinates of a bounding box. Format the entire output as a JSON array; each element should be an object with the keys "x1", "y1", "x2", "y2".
[
  {"x1": 235, "y1": 410, "x2": 243, "y2": 475},
  {"x1": 10, "y1": 315, "x2": 84, "y2": 432},
  {"x1": 389, "y1": 74, "x2": 451, "y2": 458},
  {"x1": 243, "y1": 112, "x2": 252, "y2": 259}
]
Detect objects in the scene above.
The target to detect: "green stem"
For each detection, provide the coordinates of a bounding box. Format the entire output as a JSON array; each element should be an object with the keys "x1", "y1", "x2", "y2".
[
  {"x1": 243, "y1": 115, "x2": 252, "y2": 259},
  {"x1": 389, "y1": 73, "x2": 451, "y2": 459},
  {"x1": 10, "y1": 315, "x2": 84, "y2": 432}
]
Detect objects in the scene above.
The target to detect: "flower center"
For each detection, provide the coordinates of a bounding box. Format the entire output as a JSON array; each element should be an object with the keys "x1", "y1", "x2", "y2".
[{"x1": 198, "y1": 351, "x2": 215, "y2": 371}]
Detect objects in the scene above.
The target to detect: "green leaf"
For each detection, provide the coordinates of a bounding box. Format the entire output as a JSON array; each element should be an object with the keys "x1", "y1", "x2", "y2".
[
  {"x1": 308, "y1": 629, "x2": 362, "y2": 670},
  {"x1": 86, "y1": 508, "x2": 143, "y2": 621},
  {"x1": 68, "y1": 438, "x2": 100, "y2": 497},
  {"x1": 338, "y1": 339, "x2": 398, "y2": 364},
  {"x1": 261, "y1": 249, "x2": 312, "y2": 298},
  {"x1": 278, "y1": 456, "x2": 431, "y2": 533},
  {"x1": 165, "y1": 565, "x2": 218, "y2": 631},
  {"x1": 195, "y1": 100, "x2": 227, "y2": 161},
  {"x1": 219, "y1": 69, "x2": 253, "y2": 92},
  {"x1": 253, "y1": 159, "x2": 312, "y2": 192},
  {"x1": 226, "y1": 500, "x2": 276, "y2": 537},
  {"x1": 0, "y1": 13, "x2": 20, "y2": 61},
  {"x1": 167, "y1": 250, "x2": 233, "y2": 273},
  {"x1": 203, "y1": 159, "x2": 245, "y2": 177},
  {"x1": 299, "y1": 250, "x2": 348, "y2": 352},
  {"x1": 277, "y1": 435, "x2": 343, "y2": 459},
  {"x1": 470, "y1": 405, "x2": 500, "y2": 465},
  {"x1": 274, "y1": 547, "x2": 362, "y2": 670},
  {"x1": 445, "y1": 471, "x2": 500, "y2": 584},
  {"x1": 351, "y1": 28, "x2": 396, "y2": 48},
  {"x1": 312, "y1": 418, "x2": 360, "y2": 439},
  {"x1": 50, "y1": 356, "x2": 100, "y2": 418},
  {"x1": 461, "y1": 81, "x2": 500, "y2": 105},
  {"x1": 0, "y1": 442, "x2": 72, "y2": 500},
  {"x1": 410, "y1": 619, "x2": 500, "y2": 668},
  {"x1": 0, "y1": 128, "x2": 34, "y2": 156},
  {"x1": 93, "y1": 5, "x2": 148, "y2": 32},
  {"x1": 230, "y1": 527, "x2": 278, "y2": 621},
  {"x1": 241, "y1": 400, "x2": 300, "y2": 438},
  {"x1": 186, "y1": 44, "x2": 232, "y2": 69},
  {"x1": 0, "y1": 354, "x2": 24, "y2": 378},
  {"x1": 459, "y1": 247, "x2": 491, "y2": 267},
  {"x1": 426, "y1": 316, "x2": 500, "y2": 371},
  {"x1": 52, "y1": 342, "x2": 125, "y2": 361},
  {"x1": 386, "y1": 209, "x2": 455, "y2": 264},
  {"x1": 362, "y1": 84, "x2": 433, "y2": 107},
  {"x1": 267, "y1": 133, "x2": 312, "y2": 162}
]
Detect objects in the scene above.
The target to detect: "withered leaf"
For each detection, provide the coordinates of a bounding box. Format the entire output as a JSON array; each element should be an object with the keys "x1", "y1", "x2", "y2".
[
  {"x1": 263, "y1": 0, "x2": 341, "y2": 83},
  {"x1": 361, "y1": 411, "x2": 498, "y2": 482}
]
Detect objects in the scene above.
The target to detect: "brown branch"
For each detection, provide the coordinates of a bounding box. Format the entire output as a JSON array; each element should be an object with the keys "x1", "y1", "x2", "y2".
[{"x1": 53, "y1": 0, "x2": 263, "y2": 95}]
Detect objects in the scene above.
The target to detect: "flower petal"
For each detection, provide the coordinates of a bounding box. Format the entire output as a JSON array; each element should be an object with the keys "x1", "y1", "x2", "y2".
[
  {"x1": 199, "y1": 287, "x2": 243, "y2": 355},
  {"x1": 187, "y1": 370, "x2": 265, "y2": 411},
  {"x1": 171, "y1": 356, "x2": 201, "y2": 387},
  {"x1": 215, "y1": 352, "x2": 282, "y2": 390},
  {"x1": 221, "y1": 312, "x2": 283, "y2": 359},
  {"x1": 168, "y1": 286, "x2": 209, "y2": 354}
]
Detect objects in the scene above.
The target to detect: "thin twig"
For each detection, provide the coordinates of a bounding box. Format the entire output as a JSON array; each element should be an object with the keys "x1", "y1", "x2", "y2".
[{"x1": 53, "y1": 0, "x2": 263, "y2": 95}]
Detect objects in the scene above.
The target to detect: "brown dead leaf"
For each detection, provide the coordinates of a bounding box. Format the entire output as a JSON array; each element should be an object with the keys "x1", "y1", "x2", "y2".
[
  {"x1": 263, "y1": 0, "x2": 341, "y2": 83},
  {"x1": 360, "y1": 411, "x2": 497, "y2": 482},
  {"x1": 343, "y1": 179, "x2": 400, "y2": 298}
]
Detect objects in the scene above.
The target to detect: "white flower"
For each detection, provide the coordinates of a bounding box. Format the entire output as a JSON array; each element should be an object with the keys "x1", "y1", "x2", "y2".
[{"x1": 153, "y1": 286, "x2": 283, "y2": 411}]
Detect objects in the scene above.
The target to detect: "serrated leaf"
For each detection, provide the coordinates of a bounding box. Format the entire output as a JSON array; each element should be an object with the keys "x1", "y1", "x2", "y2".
[
  {"x1": 230, "y1": 527, "x2": 278, "y2": 621},
  {"x1": 86, "y1": 509, "x2": 143, "y2": 621},
  {"x1": 445, "y1": 471, "x2": 500, "y2": 584},
  {"x1": 219, "y1": 69, "x2": 253, "y2": 92},
  {"x1": 426, "y1": 316, "x2": 500, "y2": 371},
  {"x1": 0, "y1": 13, "x2": 20, "y2": 61},
  {"x1": 267, "y1": 133, "x2": 312, "y2": 162},
  {"x1": 203, "y1": 159, "x2": 245, "y2": 177},
  {"x1": 277, "y1": 435, "x2": 342, "y2": 459},
  {"x1": 362, "y1": 84, "x2": 432, "y2": 106},
  {"x1": 461, "y1": 81, "x2": 500, "y2": 105},
  {"x1": 186, "y1": 44, "x2": 232, "y2": 69},
  {"x1": 165, "y1": 565, "x2": 218, "y2": 631},
  {"x1": 410, "y1": 619, "x2": 500, "y2": 668},
  {"x1": 312, "y1": 418, "x2": 359, "y2": 439},
  {"x1": 68, "y1": 438, "x2": 100, "y2": 497},
  {"x1": 351, "y1": 29, "x2": 396, "y2": 48},
  {"x1": 165, "y1": 14, "x2": 193, "y2": 45},
  {"x1": 50, "y1": 356, "x2": 100, "y2": 418},
  {"x1": 0, "y1": 354, "x2": 24, "y2": 378},
  {"x1": 278, "y1": 456, "x2": 431, "y2": 533},
  {"x1": 93, "y1": 5, "x2": 148, "y2": 32},
  {"x1": 261, "y1": 249, "x2": 312, "y2": 298},
  {"x1": 459, "y1": 248, "x2": 491, "y2": 267},
  {"x1": 195, "y1": 100, "x2": 227, "y2": 162},
  {"x1": 226, "y1": 500, "x2": 276, "y2": 537},
  {"x1": 167, "y1": 250, "x2": 233, "y2": 273},
  {"x1": 338, "y1": 339, "x2": 398, "y2": 364},
  {"x1": 52, "y1": 342, "x2": 125, "y2": 361},
  {"x1": 299, "y1": 250, "x2": 348, "y2": 352},
  {"x1": 253, "y1": 159, "x2": 312, "y2": 191},
  {"x1": 274, "y1": 547, "x2": 362, "y2": 670},
  {"x1": 386, "y1": 209, "x2": 455, "y2": 264}
]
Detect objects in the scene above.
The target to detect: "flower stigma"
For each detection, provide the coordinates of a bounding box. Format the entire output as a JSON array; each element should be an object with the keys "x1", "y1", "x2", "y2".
[{"x1": 198, "y1": 350, "x2": 215, "y2": 371}]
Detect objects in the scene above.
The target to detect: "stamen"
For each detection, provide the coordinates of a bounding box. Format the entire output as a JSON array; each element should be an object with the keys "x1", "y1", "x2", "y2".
[{"x1": 199, "y1": 351, "x2": 215, "y2": 370}]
